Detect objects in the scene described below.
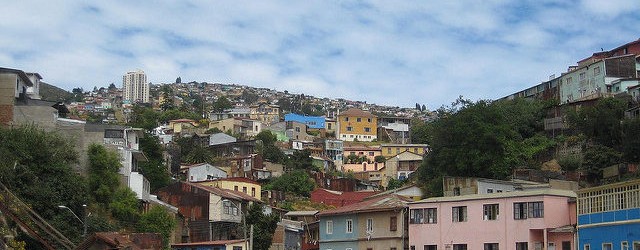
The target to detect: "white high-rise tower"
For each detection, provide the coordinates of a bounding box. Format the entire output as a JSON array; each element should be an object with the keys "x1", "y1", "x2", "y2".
[{"x1": 122, "y1": 69, "x2": 149, "y2": 103}]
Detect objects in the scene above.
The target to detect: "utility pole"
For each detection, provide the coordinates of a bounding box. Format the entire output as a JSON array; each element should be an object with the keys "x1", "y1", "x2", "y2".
[{"x1": 250, "y1": 224, "x2": 254, "y2": 250}]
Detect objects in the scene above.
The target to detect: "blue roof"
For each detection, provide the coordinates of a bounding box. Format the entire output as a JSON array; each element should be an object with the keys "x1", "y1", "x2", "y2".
[{"x1": 284, "y1": 113, "x2": 325, "y2": 129}]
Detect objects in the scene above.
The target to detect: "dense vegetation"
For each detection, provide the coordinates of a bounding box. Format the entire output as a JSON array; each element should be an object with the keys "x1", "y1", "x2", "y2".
[
  {"x1": 413, "y1": 96, "x2": 640, "y2": 197},
  {"x1": 0, "y1": 126, "x2": 175, "y2": 249}
]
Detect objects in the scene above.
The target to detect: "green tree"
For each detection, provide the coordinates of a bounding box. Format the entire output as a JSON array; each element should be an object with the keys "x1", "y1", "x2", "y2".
[
  {"x1": 0, "y1": 125, "x2": 89, "y2": 243},
  {"x1": 139, "y1": 134, "x2": 170, "y2": 191},
  {"x1": 286, "y1": 149, "x2": 314, "y2": 170},
  {"x1": 581, "y1": 144, "x2": 622, "y2": 184},
  {"x1": 567, "y1": 97, "x2": 627, "y2": 149},
  {"x1": 374, "y1": 155, "x2": 386, "y2": 163},
  {"x1": 416, "y1": 97, "x2": 550, "y2": 197},
  {"x1": 137, "y1": 206, "x2": 177, "y2": 249},
  {"x1": 245, "y1": 203, "x2": 279, "y2": 250},
  {"x1": 109, "y1": 187, "x2": 140, "y2": 224},
  {"x1": 622, "y1": 118, "x2": 640, "y2": 163},
  {"x1": 266, "y1": 170, "x2": 315, "y2": 197},
  {"x1": 212, "y1": 96, "x2": 233, "y2": 112},
  {"x1": 185, "y1": 144, "x2": 213, "y2": 164},
  {"x1": 129, "y1": 105, "x2": 160, "y2": 131},
  {"x1": 386, "y1": 178, "x2": 405, "y2": 190},
  {"x1": 88, "y1": 144, "x2": 122, "y2": 206}
]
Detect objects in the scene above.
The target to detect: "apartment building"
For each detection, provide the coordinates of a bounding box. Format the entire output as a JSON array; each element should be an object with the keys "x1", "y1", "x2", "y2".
[
  {"x1": 123, "y1": 69, "x2": 149, "y2": 103},
  {"x1": 409, "y1": 189, "x2": 577, "y2": 250},
  {"x1": 337, "y1": 108, "x2": 377, "y2": 142},
  {"x1": 577, "y1": 179, "x2": 640, "y2": 250},
  {"x1": 380, "y1": 144, "x2": 429, "y2": 158}
]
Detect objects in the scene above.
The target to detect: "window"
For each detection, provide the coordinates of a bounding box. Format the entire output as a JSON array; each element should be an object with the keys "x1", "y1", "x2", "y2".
[
  {"x1": 452, "y1": 206, "x2": 467, "y2": 222},
  {"x1": 366, "y1": 218, "x2": 373, "y2": 232},
  {"x1": 369, "y1": 152, "x2": 374, "y2": 156},
  {"x1": 496, "y1": 190, "x2": 503, "y2": 193},
  {"x1": 594, "y1": 66, "x2": 601, "y2": 75},
  {"x1": 579, "y1": 72, "x2": 586, "y2": 80},
  {"x1": 516, "y1": 242, "x2": 528, "y2": 250},
  {"x1": 345, "y1": 117, "x2": 349, "y2": 122},
  {"x1": 387, "y1": 148, "x2": 392, "y2": 154},
  {"x1": 368, "y1": 118, "x2": 372, "y2": 122},
  {"x1": 484, "y1": 243, "x2": 499, "y2": 250},
  {"x1": 233, "y1": 246, "x2": 242, "y2": 250},
  {"x1": 328, "y1": 123, "x2": 332, "y2": 130},
  {"x1": 347, "y1": 126, "x2": 353, "y2": 131},
  {"x1": 453, "y1": 244, "x2": 467, "y2": 250},
  {"x1": 487, "y1": 188, "x2": 493, "y2": 193},
  {"x1": 426, "y1": 208, "x2": 437, "y2": 223},
  {"x1": 453, "y1": 187, "x2": 461, "y2": 196},
  {"x1": 242, "y1": 187, "x2": 247, "y2": 193},
  {"x1": 346, "y1": 219, "x2": 353, "y2": 233},
  {"x1": 562, "y1": 241, "x2": 570, "y2": 250},
  {"x1": 514, "y1": 202, "x2": 527, "y2": 220},
  {"x1": 234, "y1": 186, "x2": 238, "y2": 191},
  {"x1": 357, "y1": 117, "x2": 362, "y2": 122},
  {"x1": 566, "y1": 77, "x2": 573, "y2": 84},
  {"x1": 603, "y1": 243, "x2": 613, "y2": 250},
  {"x1": 251, "y1": 187, "x2": 256, "y2": 197},
  {"x1": 364, "y1": 127, "x2": 371, "y2": 132},
  {"x1": 295, "y1": 127, "x2": 300, "y2": 132},
  {"x1": 390, "y1": 216, "x2": 397, "y2": 231},
  {"x1": 584, "y1": 244, "x2": 590, "y2": 250},
  {"x1": 326, "y1": 220, "x2": 333, "y2": 234},
  {"x1": 528, "y1": 201, "x2": 544, "y2": 218},
  {"x1": 411, "y1": 208, "x2": 436, "y2": 224},
  {"x1": 223, "y1": 200, "x2": 231, "y2": 214},
  {"x1": 483, "y1": 204, "x2": 499, "y2": 220},
  {"x1": 424, "y1": 245, "x2": 437, "y2": 250},
  {"x1": 633, "y1": 242, "x2": 639, "y2": 250}
]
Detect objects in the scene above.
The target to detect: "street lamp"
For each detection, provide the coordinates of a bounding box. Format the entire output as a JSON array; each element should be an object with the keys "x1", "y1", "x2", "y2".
[
  {"x1": 222, "y1": 199, "x2": 250, "y2": 250},
  {"x1": 58, "y1": 204, "x2": 87, "y2": 236}
]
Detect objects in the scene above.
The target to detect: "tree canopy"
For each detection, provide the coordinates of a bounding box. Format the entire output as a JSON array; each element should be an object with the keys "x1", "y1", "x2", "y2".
[{"x1": 416, "y1": 97, "x2": 553, "y2": 197}]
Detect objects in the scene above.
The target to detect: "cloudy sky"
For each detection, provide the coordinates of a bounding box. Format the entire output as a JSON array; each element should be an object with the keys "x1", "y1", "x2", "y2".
[{"x1": 2, "y1": 1, "x2": 639, "y2": 108}]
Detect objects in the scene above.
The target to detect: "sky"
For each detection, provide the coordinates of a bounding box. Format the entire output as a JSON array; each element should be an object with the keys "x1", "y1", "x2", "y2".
[{"x1": 1, "y1": 1, "x2": 639, "y2": 109}]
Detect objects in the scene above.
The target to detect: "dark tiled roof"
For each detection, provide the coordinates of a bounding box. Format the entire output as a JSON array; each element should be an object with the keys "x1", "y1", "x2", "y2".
[{"x1": 318, "y1": 194, "x2": 410, "y2": 216}]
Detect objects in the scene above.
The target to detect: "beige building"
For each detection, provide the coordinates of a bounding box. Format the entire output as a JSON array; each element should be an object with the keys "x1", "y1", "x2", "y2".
[
  {"x1": 122, "y1": 69, "x2": 149, "y2": 103},
  {"x1": 249, "y1": 102, "x2": 280, "y2": 124},
  {"x1": 382, "y1": 151, "x2": 423, "y2": 188}
]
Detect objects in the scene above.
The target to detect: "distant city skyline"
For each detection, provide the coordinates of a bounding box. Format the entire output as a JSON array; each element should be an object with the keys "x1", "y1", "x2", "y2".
[{"x1": 1, "y1": 1, "x2": 639, "y2": 108}]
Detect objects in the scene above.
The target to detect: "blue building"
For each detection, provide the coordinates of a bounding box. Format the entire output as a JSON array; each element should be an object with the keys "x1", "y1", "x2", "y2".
[
  {"x1": 284, "y1": 113, "x2": 325, "y2": 129},
  {"x1": 577, "y1": 179, "x2": 640, "y2": 250}
]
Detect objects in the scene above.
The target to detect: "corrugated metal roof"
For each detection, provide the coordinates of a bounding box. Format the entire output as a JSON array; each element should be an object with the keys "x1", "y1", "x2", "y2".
[{"x1": 318, "y1": 194, "x2": 410, "y2": 216}]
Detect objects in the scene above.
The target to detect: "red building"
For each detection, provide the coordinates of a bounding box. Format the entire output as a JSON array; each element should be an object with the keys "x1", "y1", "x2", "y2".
[{"x1": 310, "y1": 188, "x2": 378, "y2": 207}]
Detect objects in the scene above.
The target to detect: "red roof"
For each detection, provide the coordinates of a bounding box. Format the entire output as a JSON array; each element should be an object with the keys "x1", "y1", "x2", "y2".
[
  {"x1": 310, "y1": 188, "x2": 379, "y2": 208},
  {"x1": 318, "y1": 194, "x2": 411, "y2": 216}
]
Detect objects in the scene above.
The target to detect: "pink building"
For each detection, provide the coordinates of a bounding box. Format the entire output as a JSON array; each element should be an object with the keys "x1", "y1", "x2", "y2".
[{"x1": 409, "y1": 189, "x2": 576, "y2": 250}]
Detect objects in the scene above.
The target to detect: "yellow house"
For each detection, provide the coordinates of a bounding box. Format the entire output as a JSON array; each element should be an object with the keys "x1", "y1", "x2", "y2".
[
  {"x1": 199, "y1": 177, "x2": 262, "y2": 199},
  {"x1": 168, "y1": 119, "x2": 198, "y2": 134},
  {"x1": 380, "y1": 143, "x2": 429, "y2": 157},
  {"x1": 337, "y1": 108, "x2": 377, "y2": 142}
]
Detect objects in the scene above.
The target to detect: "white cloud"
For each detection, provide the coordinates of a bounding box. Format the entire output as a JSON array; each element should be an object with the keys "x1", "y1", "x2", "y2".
[{"x1": 1, "y1": 0, "x2": 639, "y2": 108}]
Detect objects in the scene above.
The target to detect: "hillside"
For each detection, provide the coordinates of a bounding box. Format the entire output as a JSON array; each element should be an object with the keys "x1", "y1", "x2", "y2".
[{"x1": 39, "y1": 81, "x2": 72, "y2": 102}]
